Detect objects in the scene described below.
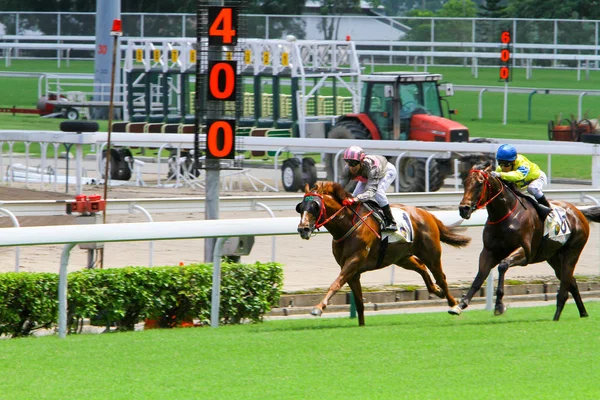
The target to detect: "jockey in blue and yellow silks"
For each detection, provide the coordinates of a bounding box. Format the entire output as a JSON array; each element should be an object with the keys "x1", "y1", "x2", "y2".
[{"x1": 491, "y1": 144, "x2": 551, "y2": 208}]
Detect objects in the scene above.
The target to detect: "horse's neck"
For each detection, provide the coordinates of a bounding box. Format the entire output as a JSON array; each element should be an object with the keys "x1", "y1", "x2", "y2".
[
  {"x1": 323, "y1": 199, "x2": 358, "y2": 234},
  {"x1": 486, "y1": 181, "x2": 519, "y2": 219}
]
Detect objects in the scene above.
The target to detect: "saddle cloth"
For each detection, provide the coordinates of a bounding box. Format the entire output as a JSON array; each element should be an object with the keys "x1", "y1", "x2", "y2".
[
  {"x1": 382, "y1": 208, "x2": 414, "y2": 243},
  {"x1": 543, "y1": 206, "x2": 571, "y2": 244}
]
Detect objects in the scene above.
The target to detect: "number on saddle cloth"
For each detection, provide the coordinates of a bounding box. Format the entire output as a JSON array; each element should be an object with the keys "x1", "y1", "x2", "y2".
[{"x1": 543, "y1": 206, "x2": 571, "y2": 244}]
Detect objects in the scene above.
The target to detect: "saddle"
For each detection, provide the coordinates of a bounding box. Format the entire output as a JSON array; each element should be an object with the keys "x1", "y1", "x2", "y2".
[
  {"x1": 517, "y1": 192, "x2": 552, "y2": 221},
  {"x1": 506, "y1": 183, "x2": 552, "y2": 221},
  {"x1": 362, "y1": 201, "x2": 387, "y2": 230}
]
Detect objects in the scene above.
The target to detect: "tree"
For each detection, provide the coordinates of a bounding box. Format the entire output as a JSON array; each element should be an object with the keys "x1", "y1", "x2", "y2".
[
  {"x1": 478, "y1": 0, "x2": 507, "y2": 18},
  {"x1": 436, "y1": 0, "x2": 478, "y2": 17},
  {"x1": 314, "y1": 0, "x2": 361, "y2": 40},
  {"x1": 245, "y1": 0, "x2": 308, "y2": 39}
]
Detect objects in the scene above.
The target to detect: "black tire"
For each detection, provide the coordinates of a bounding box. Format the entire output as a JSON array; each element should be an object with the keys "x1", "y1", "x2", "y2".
[
  {"x1": 115, "y1": 148, "x2": 133, "y2": 181},
  {"x1": 324, "y1": 120, "x2": 371, "y2": 181},
  {"x1": 101, "y1": 149, "x2": 120, "y2": 180},
  {"x1": 458, "y1": 138, "x2": 498, "y2": 182},
  {"x1": 60, "y1": 121, "x2": 99, "y2": 132},
  {"x1": 302, "y1": 157, "x2": 318, "y2": 189},
  {"x1": 581, "y1": 133, "x2": 600, "y2": 144},
  {"x1": 396, "y1": 157, "x2": 443, "y2": 192},
  {"x1": 101, "y1": 148, "x2": 132, "y2": 181},
  {"x1": 282, "y1": 158, "x2": 303, "y2": 192},
  {"x1": 548, "y1": 120, "x2": 555, "y2": 141}
]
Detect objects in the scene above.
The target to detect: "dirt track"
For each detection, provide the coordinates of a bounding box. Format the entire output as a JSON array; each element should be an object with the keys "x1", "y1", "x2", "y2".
[{"x1": 1, "y1": 184, "x2": 599, "y2": 292}]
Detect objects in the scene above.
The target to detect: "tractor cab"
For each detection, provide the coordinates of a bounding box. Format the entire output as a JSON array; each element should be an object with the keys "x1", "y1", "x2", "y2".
[{"x1": 359, "y1": 72, "x2": 463, "y2": 142}]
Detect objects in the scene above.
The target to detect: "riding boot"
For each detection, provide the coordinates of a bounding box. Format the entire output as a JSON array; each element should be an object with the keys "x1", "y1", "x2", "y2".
[
  {"x1": 533, "y1": 195, "x2": 552, "y2": 221},
  {"x1": 537, "y1": 194, "x2": 551, "y2": 208},
  {"x1": 381, "y1": 205, "x2": 398, "y2": 232}
]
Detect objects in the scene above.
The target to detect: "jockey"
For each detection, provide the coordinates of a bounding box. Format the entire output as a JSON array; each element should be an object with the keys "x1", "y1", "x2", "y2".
[
  {"x1": 339, "y1": 145, "x2": 398, "y2": 232},
  {"x1": 492, "y1": 144, "x2": 551, "y2": 208}
]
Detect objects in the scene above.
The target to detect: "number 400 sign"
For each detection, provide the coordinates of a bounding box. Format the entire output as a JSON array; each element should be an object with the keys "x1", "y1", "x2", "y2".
[{"x1": 206, "y1": 6, "x2": 238, "y2": 160}]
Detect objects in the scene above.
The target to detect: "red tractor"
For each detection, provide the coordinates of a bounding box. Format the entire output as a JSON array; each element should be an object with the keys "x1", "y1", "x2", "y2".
[{"x1": 325, "y1": 72, "x2": 494, "y2": 192}]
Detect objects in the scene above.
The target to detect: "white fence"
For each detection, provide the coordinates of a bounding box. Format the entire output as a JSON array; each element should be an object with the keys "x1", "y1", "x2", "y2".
[
  {"x1": 0, "y1": 207, "x2": 488, "y2": 337},
  {"x1": 1, "y1": 132, "x2": 600, "y2": 192}
]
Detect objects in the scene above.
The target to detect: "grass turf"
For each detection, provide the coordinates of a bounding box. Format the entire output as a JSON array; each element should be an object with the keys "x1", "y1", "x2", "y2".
[{"x1": 0, "y1": 302, "x2": 598, "y2": 399}]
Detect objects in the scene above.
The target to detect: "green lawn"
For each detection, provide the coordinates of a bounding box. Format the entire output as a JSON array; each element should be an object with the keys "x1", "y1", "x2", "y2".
[{"x1": 0, "y1": 302, "x2": 598, "y2": 399}]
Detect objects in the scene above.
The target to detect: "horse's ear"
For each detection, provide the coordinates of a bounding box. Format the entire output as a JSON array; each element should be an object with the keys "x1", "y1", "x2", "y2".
[
  {"x1": 484, "y1": 162, "x2": 494, "y2": 173},
  {"x1": 304, "y1": 183, "x2": 310, "y2": 193}
]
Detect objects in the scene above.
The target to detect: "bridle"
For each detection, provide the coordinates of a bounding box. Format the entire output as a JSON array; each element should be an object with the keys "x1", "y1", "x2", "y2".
[
  {"x1": 469, "y1": 169, "x2": 518, "y2": 225},
  {"x1": 300, "y1": 191, "x2": 381, "y2": 242}
]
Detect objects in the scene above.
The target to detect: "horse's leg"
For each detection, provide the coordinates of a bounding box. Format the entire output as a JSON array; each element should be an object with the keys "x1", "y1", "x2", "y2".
[
  {"x1": 458, "y1": 248, "x2": 498, "y2": 311},
  {"x1": 311, "y1": 257, "x2": 363, "y2": 318},
  {"x1": 425, "y1": 256, "x2": 458, "y2": 310},
  {"x1": 397, "y1": 256, "x2": 443, "y2": 297},
  {"x1": 547, "y1": 252, "x2": 589, "y2": 321},
  {"x1": 494, "y1": 247, "x2": 528, "y2": 316},
  {"x1": 346, "y1": 274, "x2": 365, "y2": 326}
]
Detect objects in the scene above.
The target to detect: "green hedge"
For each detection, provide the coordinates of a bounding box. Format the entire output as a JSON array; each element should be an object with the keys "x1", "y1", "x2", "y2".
[{"x1": 0, "y1": 262, "x2": 283, "y2": 337}]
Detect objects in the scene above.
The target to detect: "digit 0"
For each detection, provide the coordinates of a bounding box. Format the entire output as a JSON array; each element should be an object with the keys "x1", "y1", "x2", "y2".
[
  {"x1": 499, "y1": 66, "x2": 510, "y2": 80},
  {"x1": 207, "y1": 120, "x2": 234, "y2": 159},
  {"x1": 208, "y1": 61, "x2": 236, "y2": 101},
  {"x1": 500, "y1": 49, "x2": 511, "y2": 63}
]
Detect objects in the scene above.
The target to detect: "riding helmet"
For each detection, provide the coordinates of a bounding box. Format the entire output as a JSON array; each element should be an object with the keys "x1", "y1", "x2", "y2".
[
  {"x1": 343, "y1": 145, "x2": 365, "y2": 162},
  {"x1": 496, "y1": 144, "x2": 517, "y2": 162}
]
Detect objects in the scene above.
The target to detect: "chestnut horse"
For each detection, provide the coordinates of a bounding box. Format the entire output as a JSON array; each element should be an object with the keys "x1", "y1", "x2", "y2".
[
  {"x1": 296, "y1": 182, "x2": 471, "y2": 326},
  {"x1": 457, "y1": 162, "x2": 600, "y2": 320}
]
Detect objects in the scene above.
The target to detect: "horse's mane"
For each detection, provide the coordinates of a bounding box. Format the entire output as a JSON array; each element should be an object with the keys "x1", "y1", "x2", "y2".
[
  {"x1": 473, "y1": 160, "x2": 493, "y2": 170},
  {"x1": 312, "y1": 181, "x2": 353, "y2": 204}
]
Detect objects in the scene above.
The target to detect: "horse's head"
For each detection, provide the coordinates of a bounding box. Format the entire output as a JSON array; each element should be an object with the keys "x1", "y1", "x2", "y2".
[
  {"x1": 296, "y1": 184, "x2": 326, "y2": 239},
  {"x1": 296, "y1": 182, "x2": 348, "y2": 240},
  {"x1": 459, "y1": 161, "x2": 497, "y2": 219}
]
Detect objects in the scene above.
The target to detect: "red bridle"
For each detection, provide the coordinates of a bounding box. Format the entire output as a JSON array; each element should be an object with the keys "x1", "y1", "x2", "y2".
[
  {"x1": 469, "y1": 169, "x2": 518, "y2": 224},
  {"x1": 301, "y1": 192, "x2": 380, "y2": 242}
]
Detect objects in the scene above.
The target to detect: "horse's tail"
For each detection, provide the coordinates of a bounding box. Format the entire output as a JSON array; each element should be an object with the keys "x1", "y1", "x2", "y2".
[
  {"x1": 435, "y1": 217, "x2": 471, "y2": 248},
  {"x1": 580, "y1": 206, "x2": 600, "y2": 223}
]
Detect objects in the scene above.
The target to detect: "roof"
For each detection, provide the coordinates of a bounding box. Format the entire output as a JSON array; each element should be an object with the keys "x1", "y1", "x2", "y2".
[{"x1": 361, "y1": 72, "x2": 443, "y2": 83}]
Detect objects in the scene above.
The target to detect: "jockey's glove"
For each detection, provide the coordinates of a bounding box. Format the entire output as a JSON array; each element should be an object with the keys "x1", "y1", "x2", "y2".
[
  {"x1": 491, "y1": 171, "x2": 501, "y2": 178},
  {"x1": 342, "y1": 197, "x2": 358, "y2": 206}
]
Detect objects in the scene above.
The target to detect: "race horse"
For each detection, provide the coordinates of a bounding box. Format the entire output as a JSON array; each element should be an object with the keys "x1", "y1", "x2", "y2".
[
  {"x1": 457, "y1": 161, "x2": 600, "y2": 320},
  {"x1": 296, "y1": 181, "x2": 471, "y2": 326}
]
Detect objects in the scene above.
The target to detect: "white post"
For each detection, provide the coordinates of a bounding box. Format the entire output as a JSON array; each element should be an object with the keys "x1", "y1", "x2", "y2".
[{"x1": 503, "y1": 81, "x2": 508, "y2": 125}]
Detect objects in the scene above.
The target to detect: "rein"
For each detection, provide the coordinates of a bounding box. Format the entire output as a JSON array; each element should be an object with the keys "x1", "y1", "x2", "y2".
[
  {"x1": 471, "y1": 169, "x2": 518, "y2": 224},
  {"x1": 304, "y1": 192, "x2": 380, "y2": 242}
]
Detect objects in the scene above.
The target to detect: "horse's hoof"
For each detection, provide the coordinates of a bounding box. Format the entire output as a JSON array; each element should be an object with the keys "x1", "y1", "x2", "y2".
[
  {"x1": 310, "y1": 307, "x2": 322, "y2": 317},
  {"x1": 494, "y1": 305, "x2": 507, "y2": 316},
  {"x1": 459, "y1": 301, "x2": 468, "y2": 310},
  {"x1": 448, "y1": 305, "x2": 462, "y2": 316}
]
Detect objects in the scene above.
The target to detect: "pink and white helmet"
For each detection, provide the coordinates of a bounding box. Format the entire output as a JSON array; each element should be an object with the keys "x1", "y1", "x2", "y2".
[{"x1": 343, "y1": 146, "x2": 365, "y2": 162}]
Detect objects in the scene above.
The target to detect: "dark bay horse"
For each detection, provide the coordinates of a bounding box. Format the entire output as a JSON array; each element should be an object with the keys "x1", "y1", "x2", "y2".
[
  {"x1": 457, "y1": 162, "x2": 600, "y2": 320},
  {"x1": 296, "y1": 181, "x2": 471, "y2": 326}
]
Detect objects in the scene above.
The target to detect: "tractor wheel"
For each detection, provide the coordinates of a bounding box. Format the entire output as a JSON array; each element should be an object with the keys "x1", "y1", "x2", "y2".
[
  {"x1": 396, "y1": 157, "x2": 443, "y2": 192},
  {"x1": 458, "y1": 138, "x2": 497, "y2": 182},
  {"x1": 302, "y1": 157, "x2": 318, "y2": 189},
  {"x1": 281, "y1": 158, "x2": 303, "y2": 192},
  {"x1": 324, "y1": 121, "x2": 371, "y2": 182}
]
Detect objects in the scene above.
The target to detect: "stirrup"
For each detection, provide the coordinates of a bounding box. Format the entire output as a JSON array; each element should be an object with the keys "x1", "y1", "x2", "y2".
[{"x1": 383, "y1": 223, "x2": 398, "y2": 232}]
